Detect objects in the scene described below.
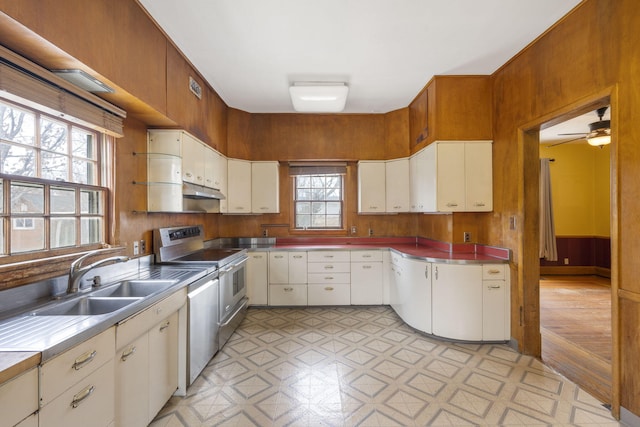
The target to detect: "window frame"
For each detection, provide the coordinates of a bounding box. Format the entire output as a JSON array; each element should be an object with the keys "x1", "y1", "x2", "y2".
[{"x1": 292, "y1": 172, "x2": 345, "y2": 232}]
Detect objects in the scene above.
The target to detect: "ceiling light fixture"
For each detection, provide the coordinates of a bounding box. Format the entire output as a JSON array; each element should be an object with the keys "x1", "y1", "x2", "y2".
[
  {"x1": 51, "y1": 69, "x2": 115, "y2": 93},
  {"x1": 289, "y1": 82, "x2": 348, "y2": 112},
  {"x1": 586, "y1": 120, "x2": 611, "y2": 146}
]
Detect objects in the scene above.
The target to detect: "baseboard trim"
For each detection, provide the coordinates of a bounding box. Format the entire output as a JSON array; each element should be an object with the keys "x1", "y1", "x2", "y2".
[
  {"x1": 621, "y1": 406, "x2": 640, "y2": 427},
  {"x1": 540, "y1": 266, "x2": 611, "y2": 278}
]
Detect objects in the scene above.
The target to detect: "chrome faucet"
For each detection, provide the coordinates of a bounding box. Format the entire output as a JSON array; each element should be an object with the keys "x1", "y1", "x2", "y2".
[{"x1": 67, "y1": 251, "x2": 129, "y2": 294}]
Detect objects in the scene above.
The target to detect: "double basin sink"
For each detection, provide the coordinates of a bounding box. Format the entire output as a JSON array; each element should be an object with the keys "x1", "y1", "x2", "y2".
[{"x1": 31, "y1": 279, "x2": 178, "y2": 316}]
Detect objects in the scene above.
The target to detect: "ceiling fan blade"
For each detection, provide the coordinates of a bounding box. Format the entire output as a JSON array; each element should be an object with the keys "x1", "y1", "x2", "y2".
[{"x1": 548, "y1": 136, "x2": 584, "y2": 147}]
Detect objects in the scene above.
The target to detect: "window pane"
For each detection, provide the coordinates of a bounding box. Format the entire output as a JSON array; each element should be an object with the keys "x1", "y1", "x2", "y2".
[
  {"x1": 296, "y1": 214, "x2": 310, "y2": 229},
  {"x1": 296, "y1": 189, "x2": 311, "y2": 201},
  {"x1": 326, "y1": 187, "x2": 341, "y2": 200},
  {"x1": 296, "y1": 176, "x2": 310, "y2": 188},
  {"x1": 11, "y1": 182, "x2": 44, "y2": 213},
  {"x1": 0, "y1": 218, "x2": 4, "y2": 254},
  {"x1": 40, "y1": 118, "x2": 67, "y2": 153},
  {"x1": 1, "y1": 143, "x2": 36, "y2": 176},
  {"x1": 51, "y1": 217, "x2": 76, "y2": 248},
  {"x1": 81, "y1": 217, "x2": 102, "y2": 244},
  {"x1": 295, "y1": 202, "x2": 310, "y2": 214},
  {"x1": 326, "y1": 215, "x2": 341, "y2": 227},
  {"x1": 312, "y1": 215, "x2": 326, "y2": 227},
  {"x1": 42, "y1": 152, "x2": 69, "y2": 181},
  {"x1": 73, "y1": 159, "x2": 96, "y2": 185},
  {"x1": 81, "y1": 190, "x2": 103, "y2": 214},
  {"x1": 0, "y1": 103, "x2": 35, "y2": 145},
  {"x1": 51, "y1": 187, "x2": 76, "y2": 214},
  {"x1": 311, "y1": 202, "x2": 325, "y2": 214},
  {"x1": 11, "y1": 217, "x2": 44, "y2": 253},
  {"x1": 326, "y1": 175, "x2": 341, "y2": 188},
  {"x1": 327, "y1": 202, "x2": 341, "y2": 214},
  {"x1": 72, "y1": 128, "x2": 95, "y2": 160},
  {"x1": 311, "y1": 176, "x2": 325, "y2": 188}
]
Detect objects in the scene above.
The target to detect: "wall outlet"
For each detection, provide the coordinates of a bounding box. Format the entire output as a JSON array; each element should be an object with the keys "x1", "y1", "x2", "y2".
[
  {"x1": 351, "y1": 226, "x2": 357, "y2": 234},
  {"x1": 132, "y1": 241, "x2": 139, "y2": 256},
  {"x1": 463, "y1": 232, "x2": 471, "y2": 243},
  {"x1": 564, "y1": 258, "x2": 569, "y2": 265},
  {"x1": 140, "y1": 240, "x2": 146, "y2": 253},
  {"x1": 368, "y1": 228, "x2": 373, "y2": 236}
]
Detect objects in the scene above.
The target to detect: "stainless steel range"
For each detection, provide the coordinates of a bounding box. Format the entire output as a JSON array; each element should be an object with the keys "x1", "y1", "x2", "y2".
[{"x1": 154, "y1": 225, "x2": 248, "y2": 384}]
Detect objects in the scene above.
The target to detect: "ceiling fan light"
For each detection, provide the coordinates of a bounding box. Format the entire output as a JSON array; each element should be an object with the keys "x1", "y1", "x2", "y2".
[{"x1": 587, "y1": 134, "x2": 611, "y2": 146}]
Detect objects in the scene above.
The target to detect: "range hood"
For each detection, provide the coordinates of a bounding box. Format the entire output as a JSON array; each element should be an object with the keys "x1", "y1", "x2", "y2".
[{"x1": 182, "y1": 182, "x2": 226, "y2": 200}]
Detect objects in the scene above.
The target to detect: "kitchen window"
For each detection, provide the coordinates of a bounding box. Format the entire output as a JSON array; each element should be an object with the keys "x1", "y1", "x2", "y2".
[
  {"x1": 0, "y1": 98, "x2": 108, "y2": 255},
  {"x1": 291, "y1": 163, "x2": 346, "y2": 230}
]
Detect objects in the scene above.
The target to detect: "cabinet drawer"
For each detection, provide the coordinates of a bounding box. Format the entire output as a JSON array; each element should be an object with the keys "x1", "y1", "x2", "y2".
[
  {"x1": 307, "y1": 262, "x2": 350, "y2": 273},
  {"x1": 308, "y1": 284, "x2": 350, "y2": 305},
  {"x1": 269, "y1": 285, "x2": 307, "y2": 306},
  {"x1": 116, "y1": 288, "x2": 186, "y2": 348},
  {"x1": 482, "y1": 264, "x2": 505, "y2": 280},
  {"x1": 307, "y1": 273, "x2": 351, "y2": 284},
  {"x1": 40, "y1": 327, "x2": 115, "y2": 406},
  {"x1": 307, "y1": 251, "x2": 350, "y2": 263},
  {"x1": 0, "y1": 368, "x2": 38, "y2": 427},
  {"x1": 40, "y1": 359, "x2": 114, "y2": 427},
  {"x1": 350, "y1": 250, "x2": 383, "y2": 262}
]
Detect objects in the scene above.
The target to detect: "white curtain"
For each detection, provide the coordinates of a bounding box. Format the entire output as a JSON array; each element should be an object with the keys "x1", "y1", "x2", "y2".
[{"x1": 539, "y1": 158, "x2": 558, "y2": 261}]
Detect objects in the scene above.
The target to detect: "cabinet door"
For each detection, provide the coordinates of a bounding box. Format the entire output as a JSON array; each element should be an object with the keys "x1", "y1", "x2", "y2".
[
  {"x1": 288, "y1": 252, "x2": 308, "y2": 283},
  {"x1": 483, "y1": 281, "x2": 507, "y2": 341},
  {"x1": 398, "y1": 258, "x2": 432, "y2": 333},
  {"x1": 146, "y1": 131, "x2": 182, "y2": 212},
  {"x1": 148, "y1": 311, "x2": 178, "y2": 421},
  {"x1": 0, "y1": 368, "x2": 38, "y2": 427},
  {"x1": 465, "y1": 141, "x2": 493, "y2": 211},
  {"x1": 115, "y1": 334, "x2": 150, "y2": 427},
  {"x1": 436, "y1": 141, "x2": 466, "y2": 212},
  {"x1": 432, "y1": 263, "x2": 482, "y2": 340},
  {"x1": 410, "y1": 144, "x2": 436, "y2": 212},
  {"x1": 251, "y1": 162, "x2": 279, "y2": 213},
  {"x1": 358, "y1": 161, "x2": 386, "y2": 213},
  {"x1": 247, "y1": 252, "x2": 268, "y2": 305},
  {"x1": 226, "y1": 159, "x2": 252, "y2": 213},
  {"x1": 351, "y1": 262, "x2": 383, "y2": 304},
  {"x1": 268, "y1": 252, "x2": 289, "y2": 284},
  {"x1": 181, "y1": 133, "x2": 206, "y2": 186},
  {"x1": 385, "y1": 158, "x2": 410, "y2": 212}
]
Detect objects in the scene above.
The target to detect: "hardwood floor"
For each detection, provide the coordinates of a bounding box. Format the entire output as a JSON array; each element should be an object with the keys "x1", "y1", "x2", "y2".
[{"x1": 539, "y1": 275, "x2": 612, "y2": 404}]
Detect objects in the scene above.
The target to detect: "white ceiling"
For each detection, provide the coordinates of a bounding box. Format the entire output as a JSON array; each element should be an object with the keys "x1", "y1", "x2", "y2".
[{"x1": 138, "y1": 0, "x2": 582, "y2": 114}]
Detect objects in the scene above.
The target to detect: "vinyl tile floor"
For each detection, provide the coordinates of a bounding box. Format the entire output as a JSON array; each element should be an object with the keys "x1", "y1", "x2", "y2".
[{"x1": 150, "y1": 306, "x2": 619, "y2": 426}]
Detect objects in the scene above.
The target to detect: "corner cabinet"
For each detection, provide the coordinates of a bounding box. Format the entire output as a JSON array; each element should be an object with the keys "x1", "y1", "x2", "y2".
[{"x1": 410, "y1": 140, "x2": 492, "y2": 213}]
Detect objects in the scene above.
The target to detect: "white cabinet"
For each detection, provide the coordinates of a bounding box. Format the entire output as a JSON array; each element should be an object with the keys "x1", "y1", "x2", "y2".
[
  {"x1": 39, "y1": 327, "x2": 116, "y2": 427},
  {"x1": 391, "y1": 256, "x2": 432, "y2": 334},
  {"x1": 308, "y1": 251, "x2": 350, "y2": 305},
  {"x1": 482, "y1": 264, "x2": 510, "y2": 341},
  {"x1": 358, "y1": 161, "x2": 386, "y2": 213},
  {"x1": 432, "y1": 263, "x2": 483, "y2": 341},
  {"x1": 251, "y1": 161, "x2": 279, "y2": 213},
  {"x1": 225, "y1": 158, "x2": 252, "y2": 213},
  {"x1": 181, "y1": 132, "x2": 206, "y2": 186},
  {"x1": 0, "y1": 368, "x2": 38, "y2": 427},
  {"x1": 385, "y1": 158, "x2": 410, "y2": 212},
  {"x1": 350, "y1": 250, "x2": 383, "y2": 305},
  {"x1": 247, "y1": 251, "x2": 268, "y2": 305},
  {"x1": 464, "y1": 142, "x2": 493, "y2": 211},
  {"x1": 269, "y1": 252, "x2": 307, "y2": 305},
  {"x1": 410, "y1": 145, "x2": 436, "y2": 212},
  {"x1": 115, "y1": 289, "x2": 185, "y2": 426}
]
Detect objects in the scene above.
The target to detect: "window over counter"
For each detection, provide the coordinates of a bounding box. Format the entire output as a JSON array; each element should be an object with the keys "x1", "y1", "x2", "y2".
[
  {"x1": 0, "y1": 98, "x2": 108, "y2": 256},
  {"x1": 290, "y1": 162, "x2": 346, "y2": 231}
]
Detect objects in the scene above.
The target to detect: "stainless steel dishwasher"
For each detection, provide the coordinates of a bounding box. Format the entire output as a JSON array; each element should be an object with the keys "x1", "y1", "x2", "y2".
[{"x1": 187, "y1": 272, "x2": 219, "y2": 385}]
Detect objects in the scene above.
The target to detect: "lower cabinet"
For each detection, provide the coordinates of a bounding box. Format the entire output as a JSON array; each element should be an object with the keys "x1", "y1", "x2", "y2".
[
  {"x1": 247, "y1": 251, "x2": 268, "y2": 305},
  {"x1": 39, "y1": 327, "x2": 116, "y2": 427},
  {"x1": 307, "y1": 251, "x2": 350, "y2": 305},
  {"x1": 0, "y1": 367, "x2": 38, "y2": 427},
  {"x1": 350, "y1": 250, "x2": 383, "y2": 305},
  {"x1": 115, "y1": 290, "x2": 185, "y2": 427},
  {"x1": 268, "y1": 252, "x2": 307, "y2": 306},
  {"x1": 482, "y1": 264, "x2": 510, "y2": 341},
  {"x1": 269, "y1": 284, "x2": 307, "y2": 305}
]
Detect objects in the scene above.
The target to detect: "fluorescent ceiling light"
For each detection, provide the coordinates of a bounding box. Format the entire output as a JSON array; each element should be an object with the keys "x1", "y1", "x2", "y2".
[
  {"x1": 289, "y1": 82, "x2": 348, "y2": 112},
  {"x1": 51, "y1": 69, "x2": 115, "y2": 93}
]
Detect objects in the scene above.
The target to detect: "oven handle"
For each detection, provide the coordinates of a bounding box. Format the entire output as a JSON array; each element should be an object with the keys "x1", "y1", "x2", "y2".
[
  {"x1": 219, "y1": 297, "x2": 248, "y2": 328},
  {"x1": 218, "y1": 257, "x2": 248, "y2": 276}
]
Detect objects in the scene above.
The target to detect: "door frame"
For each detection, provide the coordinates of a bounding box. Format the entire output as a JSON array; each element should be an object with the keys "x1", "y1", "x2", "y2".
[{"x1": 517, "y1": 86, "x2": 620, "y2": 417}]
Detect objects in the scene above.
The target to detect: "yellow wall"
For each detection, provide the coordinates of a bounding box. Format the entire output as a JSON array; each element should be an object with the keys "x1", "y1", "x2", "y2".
[{"x1": 539, "y1": 143, "x2": 610, "y2": 236}]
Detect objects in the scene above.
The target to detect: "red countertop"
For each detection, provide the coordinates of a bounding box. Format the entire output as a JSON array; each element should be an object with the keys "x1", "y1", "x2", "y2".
[{"x1": 273, "y1": 237, "x2": 510, "y2": 263}]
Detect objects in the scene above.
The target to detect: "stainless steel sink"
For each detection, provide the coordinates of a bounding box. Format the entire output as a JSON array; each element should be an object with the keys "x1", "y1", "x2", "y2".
[
  {"x1": 34, "y1": 296, "x2": 141, "y2": 316},
  {"x1": 91, "y1": 280, "x2": 177, "y2": 298}
]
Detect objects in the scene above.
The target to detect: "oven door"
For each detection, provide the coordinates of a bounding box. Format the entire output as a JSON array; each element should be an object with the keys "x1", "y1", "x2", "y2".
[{"x1": 219, "y1": 256, "x2": 248, "y2": 321}]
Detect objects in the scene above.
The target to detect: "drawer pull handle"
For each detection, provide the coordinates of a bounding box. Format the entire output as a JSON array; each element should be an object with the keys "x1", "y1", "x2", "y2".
[
  {"x1": 488, "y1": 269, "x2": 501, "y2": 274},
  {"x1": 72, "y1": 350, "x2": 97, "y2": 370},
  {"x1": 488, "y1": 285, "x2": 502, "y2": 289},
  {"x1": 362, "y1": 255, "x2": 372, "y2": 258},
  {"x1": 253, "y1": 255, "x2": 263, "y2": 259},
  {"x1": 324, "y1": 287, "x2": 334, "y2": 291},
  {"x1": 363, "y1": 265, "x2": 372, "y2": 269},
  {"x1": 274, "y1": 255, "x2": 284, "y2": 259},
  {"x1": 293, "y1": 255, "x2": 303, "y2": 259},
  {"x1": 324, "y1": 255, "x2": 334, "y2": 258},
  {"x1": 446, "y1": 202, "x2": 458, "y2": 207},
  {"x1": 71, "y1": 385, "x2": 95, "y2": 408},
  {"x1": 474, "y1": 202, "x2": 486, "y2": 207},
  {"x1": 284, "y1": 287, "x2": 294, "y2": 292},
  {"x1": 159, "y1": 320, "x2": 171, "y2": 332},
  {"x1": 324, "y1": 265, "x2": 334, "y2": 269},
  {"x1": 324, "y1": 276, "x2": 334, "y2": 280},
  {"x1": 121, "y1": 346, "x2": 137, "y2": 362}
]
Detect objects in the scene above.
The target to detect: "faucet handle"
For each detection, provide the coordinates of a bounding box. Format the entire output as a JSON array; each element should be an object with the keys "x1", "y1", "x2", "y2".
[{"x1": 92, "y1": 275, "x2": 102, "y2": 288}]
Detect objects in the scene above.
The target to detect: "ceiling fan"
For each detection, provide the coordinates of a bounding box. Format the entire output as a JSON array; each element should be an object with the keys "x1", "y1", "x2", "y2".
[{"x1": 549, "y1": 107, "x2": 611, "y2": 147}]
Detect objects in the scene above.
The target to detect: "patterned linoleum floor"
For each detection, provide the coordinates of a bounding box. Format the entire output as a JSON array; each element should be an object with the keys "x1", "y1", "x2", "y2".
[{"x1": 150, "y1": 306, "x2": 619, "y2": 426}]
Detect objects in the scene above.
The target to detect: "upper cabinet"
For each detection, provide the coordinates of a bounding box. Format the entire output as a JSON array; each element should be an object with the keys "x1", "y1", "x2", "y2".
[
  {"x1": 411, "y1": 141, "x2": 493, "y2": 213},
  {"x1": 358, "y1": 161, "x2": 387, "y2": 213},
  {"x1": 223, "y1": 159, "x2": 279, "y2": 214},
  {"x1": 410, "y1": 76, "x2": 492, "y2": 150}
]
